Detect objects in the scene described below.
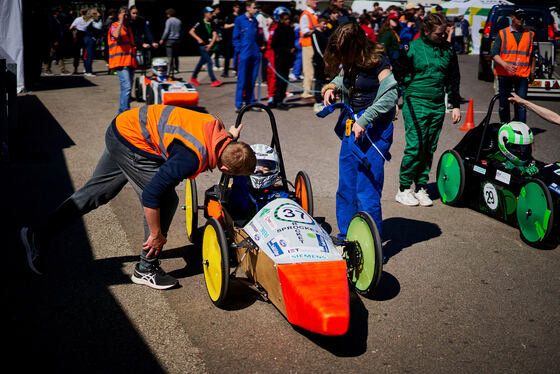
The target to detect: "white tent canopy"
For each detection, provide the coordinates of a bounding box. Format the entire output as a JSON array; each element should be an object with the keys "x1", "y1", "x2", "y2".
[{"x1": 0, "y1": 0, "x2": 24, "y2": 92}]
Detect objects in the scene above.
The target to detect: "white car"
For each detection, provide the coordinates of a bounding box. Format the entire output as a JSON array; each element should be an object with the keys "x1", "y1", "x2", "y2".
[{"x1": 135, "y1": 75, "x2": 199, "y2": 107}]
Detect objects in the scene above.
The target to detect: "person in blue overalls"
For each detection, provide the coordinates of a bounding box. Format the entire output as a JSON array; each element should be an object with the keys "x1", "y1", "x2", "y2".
[
  {"x1": 319, "y1": 22, "x2": 398, "y2": 257},
  {"x1": 232, "y1": 0, "x2": 262, "y2": 112}
]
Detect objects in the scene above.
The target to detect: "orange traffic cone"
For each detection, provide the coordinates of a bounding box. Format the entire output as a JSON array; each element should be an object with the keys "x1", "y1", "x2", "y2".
[{"x1": 460, "y1": 98, "x2": 475, "y2": 132}]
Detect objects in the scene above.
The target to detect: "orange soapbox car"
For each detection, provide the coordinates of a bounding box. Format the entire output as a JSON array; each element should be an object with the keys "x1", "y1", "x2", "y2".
[{"x1": 183, "y1": 104, "x2": 384, "y2": 336}]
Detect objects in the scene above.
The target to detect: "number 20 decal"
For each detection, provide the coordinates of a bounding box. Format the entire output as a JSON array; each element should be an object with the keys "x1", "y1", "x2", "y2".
[{"x1": 274, "y1": 204, "x2": 313, "y2": 224}]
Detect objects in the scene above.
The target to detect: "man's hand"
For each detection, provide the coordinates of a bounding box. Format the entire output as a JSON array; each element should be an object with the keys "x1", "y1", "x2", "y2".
[
  {"x1": 508, "y1": 93, "x2": 527, "y2": 107},
  {"x1": 503, "y1": 62, "x2": 517, "y2": 75},
  {"x1": 452, "y1": 107, "x2": 462, "y2": 124},
  {"x1": 352, "y1": 122, "x2": 365, "y2": 140},
  {"x1": 143, "y1": 232, "x2": 167, "y2": 258},
  {"x1": 152, "y1": 42, "x2": 159, "y2": 49},
  {"x1": 394, "y1": 104, "x2": 399, "y2": 120},
  {"x1": 142, "y1": 43, "x2": 150, "y2": 49},
  {"x1": 228, "y1": 123, "x2": 243, "y2": 140}
]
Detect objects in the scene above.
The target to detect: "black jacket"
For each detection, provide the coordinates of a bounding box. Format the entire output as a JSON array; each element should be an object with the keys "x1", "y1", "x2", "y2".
[{"x1": 271, "y1": 23, "x2": 295, "y2": 60}]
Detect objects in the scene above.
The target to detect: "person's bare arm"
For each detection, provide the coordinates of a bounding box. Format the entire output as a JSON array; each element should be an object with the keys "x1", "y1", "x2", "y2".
[
  {"x1": 142, "y1": 207, "x2": 167, "y2": 257},
  {"x1": 509, "y1": 93, "x2": 560, "y2": 125}
]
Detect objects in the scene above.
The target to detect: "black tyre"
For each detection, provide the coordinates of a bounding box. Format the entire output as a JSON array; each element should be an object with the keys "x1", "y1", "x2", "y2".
[
  {"x1": 135, "y1": 77, "x2": 143, "y2": 102},
  {"x1": 145, "y1": 85, "x2": 154, "y2": 105},
  {"x1": 345, "y1": 211, "x2": 383, "y2": 297},
  {"x1": 295, "y1": 171, "x2": 313, "y2": 217},
  {"x1": 202, "y1": 218, "x2": 230, "y2": 307},
  {"x1": 184, "y1": 178, "x2": 199, "y2": 244},
  {"x1": 436, "y1": 149, "x2": 465, "y2": 206}
]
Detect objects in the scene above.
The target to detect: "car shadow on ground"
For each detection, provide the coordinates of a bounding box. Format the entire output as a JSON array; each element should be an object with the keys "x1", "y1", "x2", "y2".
[{"x1": 4, "y1": 94, "x2": 168, "y2": 373}]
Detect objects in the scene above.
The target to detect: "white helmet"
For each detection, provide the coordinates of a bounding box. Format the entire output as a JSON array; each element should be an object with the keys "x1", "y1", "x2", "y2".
[
  {"x1": 498, "y1": 121, "x2": 534, "y2": 165},
  {"x1": 249, "y1": 144, "x2": 280, "y2": 189},
  {"x1": 152, "y1": 58, "x2": 168, "y2": 77}
]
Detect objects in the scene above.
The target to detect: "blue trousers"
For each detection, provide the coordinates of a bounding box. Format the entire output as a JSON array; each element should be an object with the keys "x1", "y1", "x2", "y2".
[
  {"x1": 498, "y1": 75, "x2": 528, "y2": 123},
  {"x1": 235, "y1": 54, "x2": 261, "y2": 108},
  {"x1": 116, "y1": 66, "x2": 134, "y2": 114},
  {"x1": 83, "y1": 36, "x2": 96, "y2": 73},
  {"x1": 192, "y1": 46, "x2": 217, "y2": 82},
  {"x1": 336, "y1": 121, "x2": 393, "y2": 241}
]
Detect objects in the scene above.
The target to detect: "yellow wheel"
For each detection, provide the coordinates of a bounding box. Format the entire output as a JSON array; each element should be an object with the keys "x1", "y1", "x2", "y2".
[
  {"x1": 184, "y1": 178, "x2": 198, "y2": 244},
  {"x1": 202, "y1": 218, "x2": 229, "y2": 307}
]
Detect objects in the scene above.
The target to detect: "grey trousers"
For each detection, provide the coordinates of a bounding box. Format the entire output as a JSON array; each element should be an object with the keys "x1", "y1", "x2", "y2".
[{"x1": 44, "y1": 125, "x2": 179, "y2": 267}]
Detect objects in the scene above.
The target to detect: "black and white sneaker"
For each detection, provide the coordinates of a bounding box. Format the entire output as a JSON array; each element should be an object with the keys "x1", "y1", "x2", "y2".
[
  {"x1": 20, "y1": 227, "x2": 43, "y2": 275},
  {"x1": 131, "y1": 262, "x2": 178, "y2": 290}
]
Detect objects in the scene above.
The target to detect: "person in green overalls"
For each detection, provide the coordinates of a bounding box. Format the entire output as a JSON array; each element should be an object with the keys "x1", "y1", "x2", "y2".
[{"x1": 394, "y1": 12, "x2": 462, "y2": 207}]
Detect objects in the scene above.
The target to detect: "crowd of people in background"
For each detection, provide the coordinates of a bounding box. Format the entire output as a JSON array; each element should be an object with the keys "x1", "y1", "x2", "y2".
[{"x1": 41, "y1": 1, "x2": 472, "y2": 115}]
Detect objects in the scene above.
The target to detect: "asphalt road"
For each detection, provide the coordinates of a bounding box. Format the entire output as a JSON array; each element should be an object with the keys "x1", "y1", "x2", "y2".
[{"x1": 4, "y1": 55, "x2": 560, "y2": 373}]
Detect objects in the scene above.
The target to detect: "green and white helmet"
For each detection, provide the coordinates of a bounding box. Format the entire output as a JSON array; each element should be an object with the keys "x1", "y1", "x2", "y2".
[{"x1": 498, "y1": 121, "x2": 534, "y2": 165}]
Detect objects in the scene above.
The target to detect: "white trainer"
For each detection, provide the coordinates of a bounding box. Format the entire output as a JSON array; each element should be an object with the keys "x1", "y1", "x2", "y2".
[
  {"x1": 395, "y1": 188, "x2": 419, "y2": 206},
  {"x1": 414, "y1": 187, "x2": 433, "y2": 207}
]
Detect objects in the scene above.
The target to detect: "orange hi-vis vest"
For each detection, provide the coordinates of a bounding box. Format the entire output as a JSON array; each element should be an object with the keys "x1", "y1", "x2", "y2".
[
  {"x1": 115, "y1": 105, "x2": 226, "y2": 178},
  {"x1": 494, "y1": 26, "x2": 534, "y2": 78},
  {"x1": 108, "y1": 21, "x2": 138, "y2": 69},
  {"x1": 299, "y1": 9, "x2": 318, "y2": 47}
]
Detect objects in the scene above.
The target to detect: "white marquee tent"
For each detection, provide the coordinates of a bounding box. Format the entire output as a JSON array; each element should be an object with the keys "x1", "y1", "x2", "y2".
[{"x1": 0, "y1": 0, "x2": 24, "y2": 92}]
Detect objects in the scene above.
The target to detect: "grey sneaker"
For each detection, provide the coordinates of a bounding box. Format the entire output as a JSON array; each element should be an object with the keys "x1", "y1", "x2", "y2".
[
  {"x1": 20, "y1": 227, "x2": 43, "y2": 275},
  {"x1": 131, "y1": 262, "x2": 178, "y2": 290}
]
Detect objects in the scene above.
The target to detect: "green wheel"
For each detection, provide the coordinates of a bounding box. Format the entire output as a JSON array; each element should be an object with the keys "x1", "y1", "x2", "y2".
[
  {"x1": 437, "y1": 149, "x2": 465, "y2": 206},
  {"x1": 346, "y1": 211, "x2": 383, "y2": 297},
  {"x1": 516, "y1": 180, "x2": 554, "y2": 245},
  {"x1": 184, "y1": 178, "x2": 198, "y2": 244},
  {"x1": 202, "y1": 218, "x2": 230, "y2": 307}
]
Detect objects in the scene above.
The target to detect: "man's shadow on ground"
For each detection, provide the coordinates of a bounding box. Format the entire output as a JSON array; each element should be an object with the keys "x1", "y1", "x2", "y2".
[{"x1": 383, "y1": 216, "x2": 442, "y2": 262}]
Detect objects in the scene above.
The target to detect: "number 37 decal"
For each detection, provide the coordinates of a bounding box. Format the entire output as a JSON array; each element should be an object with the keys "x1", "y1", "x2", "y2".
[{"x1": 274, "y1": 203, "x2": 313, "y2": 224}]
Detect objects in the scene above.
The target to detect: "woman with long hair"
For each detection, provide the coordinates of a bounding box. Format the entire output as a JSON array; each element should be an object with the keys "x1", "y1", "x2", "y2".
[
  {"x1": 321, "y1": 22, "x2": 398, "y2": 257},
  {"x1": 394, "y1": 12, "x2": 461, "y2": 207},
  {"x1": 377, "y1": 13, "x2": 401, "y2": 63}
]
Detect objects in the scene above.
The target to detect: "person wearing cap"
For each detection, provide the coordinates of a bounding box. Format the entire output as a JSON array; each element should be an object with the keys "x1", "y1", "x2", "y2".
[
  {"x1": 232, "y1": 0, "x2": 262, "y2": 111},
  {"x1": 159, "y1": 8, "x2": 183, "y2": 76},
  {"x1": 492, "y1": 7, "x2": 535, "y2": 124},
  {"x1": 399, "y1": 3, "x2": 420, "y2": 47},
  {"x1": 189, "y1": 6, "x2": 223, "y2": 87}
]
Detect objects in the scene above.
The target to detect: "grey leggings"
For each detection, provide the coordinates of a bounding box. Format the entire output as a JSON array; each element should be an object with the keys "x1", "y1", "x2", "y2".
[{"x1": 44, "y1": 125, "x2": 179, "y2": 266}]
